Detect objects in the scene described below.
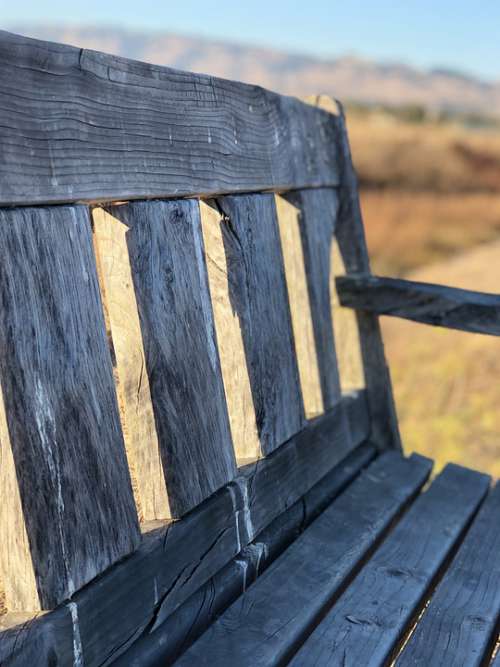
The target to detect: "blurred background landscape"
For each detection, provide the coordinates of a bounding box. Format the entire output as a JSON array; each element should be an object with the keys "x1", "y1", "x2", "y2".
[{"x1": 8, "y1": 19, "x2": 500, "y2": 475}]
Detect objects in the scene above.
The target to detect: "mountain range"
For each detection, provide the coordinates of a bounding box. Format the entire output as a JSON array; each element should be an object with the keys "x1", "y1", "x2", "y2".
[{"x1": 9, "y1": 25, "x2": 500, "y2": 116}]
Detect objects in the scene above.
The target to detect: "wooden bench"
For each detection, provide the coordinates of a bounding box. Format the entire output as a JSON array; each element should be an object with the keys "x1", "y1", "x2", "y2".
[{"x1": 0, "y1": 30, "x2": 498, "y2": 666}]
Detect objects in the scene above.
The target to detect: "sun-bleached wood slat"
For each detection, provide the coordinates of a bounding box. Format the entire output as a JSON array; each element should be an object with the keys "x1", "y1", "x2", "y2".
[
  {"x1": 330, "y1": 238, "x2": 366, "y2": 391},
  {"x1": 275, "y1": 195, "x2": 324, "y2": 419},
  {"x1": 101, "y1": 199, "x2": 237, "y2": 517},
  {"x1": 307, "y1": 95, "x2": 401, "y2": 451},
  {"x1": 0, "y1": 31, "x2": 342, "y2": 207},
  {"x1": 216, "y1": 193, "x2": 305, "y2": 455},
  {"x1": 199, "y1": 200, "x2": 261, "y2": 463},
  {"x1": 0, "y1": 205, "x2": 140, "y2": 612},
  {"x1": 0, "y1": 393, "x2": 369, "y2": 666},
  {"x1": 283, "y1": 188, "x2": 345, "y2": 405},
  {"x1": 92, "y1": 208, "x2": 170, "y2": 521}
]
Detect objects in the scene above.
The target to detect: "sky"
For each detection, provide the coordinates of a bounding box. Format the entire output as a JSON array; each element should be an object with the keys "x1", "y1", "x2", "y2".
[{"x1": 2, "y1": 0, "x2": 499, "y2": 81}]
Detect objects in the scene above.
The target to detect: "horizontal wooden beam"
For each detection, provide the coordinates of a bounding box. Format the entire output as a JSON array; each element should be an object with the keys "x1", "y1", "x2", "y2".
[
  {"x1": 336, "y1": 274, "x2": 500, "y2": 336},
  {"x1": 0, "y1": 392, "x2": 369, "y2": 666},
  {"x1": 0, "y1": 31, "x2": 342, "y2": 206}
]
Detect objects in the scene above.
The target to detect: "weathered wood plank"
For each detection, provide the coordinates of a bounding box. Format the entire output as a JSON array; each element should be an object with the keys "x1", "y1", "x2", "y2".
[
  {"x1": 398, "y1": 481, "x2": 500, "y2": 667},
  {"x1": 240, "y1": 392, "x2": 369, "y2": 539},
  {"x1": 284, "y1": 188, "x2": 343, "y2": 407},
  {"x1": 176, "y1": 452, "x2": 432, "y2": 667},
  {"x1": 291, "y1": 463, "x2": 490, "y2": 666},
  {"x1": 217, "y1": 193, "x2": 305, "y2": 455},
  {"x1": 92, "y1": 207, "x2": 170, "y2": 521},
  {"x1": 199, "y1": 200, "x2": 261, "y2": 462},
  {"x1": 274, "y1": 194, "x2": 324, "y2": 418},
  {"x1": 0, "y1": 31, "x2": 342, "y2": 206},
  {"x1": 102, "y1": 199, "x2": 237, "y2": 517},
  {"x1": 307, "y1": 95, "x2": 401, "y2": 451},
  {"x1": 0, "y1": 205, "x2": 140, "y2": 612},
  {"x1": 337, "y1": 273, "x2": 500, "y2": 336},
  {"x1": 113, "y1": 444, "x2": 376, "y2": 666},
  {"x1": 0, "y1": 394, "x2": 367, "y2": 666}
]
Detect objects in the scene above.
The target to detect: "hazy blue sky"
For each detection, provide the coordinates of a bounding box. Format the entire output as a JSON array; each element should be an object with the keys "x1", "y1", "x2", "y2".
[{"x1": 3, "y1": 0, "x2": 499, "y2": 81}]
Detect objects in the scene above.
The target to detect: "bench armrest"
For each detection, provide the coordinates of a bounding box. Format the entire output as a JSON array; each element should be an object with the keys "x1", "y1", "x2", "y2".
[{"x1": 336, "y1": 274, "x2": 500, "y2": 336}]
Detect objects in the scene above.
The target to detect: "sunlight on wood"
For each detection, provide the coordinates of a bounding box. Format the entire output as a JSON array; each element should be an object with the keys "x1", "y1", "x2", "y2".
[
  {"x1": 275, "y1": 195, "x2": 324, "y2": 418},
  {"x1": 199, "y1": 200, "x2": 261, "y2": 463},
  {"x1": 92, "y1": 207, "x2": 171, "y2": 521}
]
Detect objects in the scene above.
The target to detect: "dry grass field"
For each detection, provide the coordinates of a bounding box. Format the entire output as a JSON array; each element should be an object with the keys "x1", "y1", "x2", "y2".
[{"x1": 346, "y1": 108, "x2": 500, "y2": 476}]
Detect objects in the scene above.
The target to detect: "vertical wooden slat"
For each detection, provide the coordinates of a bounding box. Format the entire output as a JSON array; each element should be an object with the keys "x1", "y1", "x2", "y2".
[
  {"x1": 0, "y1": 205, "x2": 140, "y2": 612},
  {"x1": 282, "y1": 189, "x2": 344, "y2": 408},
  {"x1": 101, "y1": 200, "x2": 237, "y2": 518},
  {"x1": 199, "y1": 201, "x2": 261, "y2": 463},
  {"x1": 306, "y1": 95, "x2": 401, "y2": 451},
  {"x1": 92, "y1": 208, "x2": 170, "y2": 521},
  {"x1": 216, "y1": 193, "x2": 305, "y2": 455},
  {"x1": 274, "y1": 195, "x2": 325, "y2": 418},
  {"x1": 330, "y1": 238, "x2": 366, "y2": 391}
]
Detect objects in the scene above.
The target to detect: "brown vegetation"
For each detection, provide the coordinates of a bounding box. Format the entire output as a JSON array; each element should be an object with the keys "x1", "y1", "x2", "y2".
[{"x1": 347, "y1": 109, "x2": 500, "y2": 477}]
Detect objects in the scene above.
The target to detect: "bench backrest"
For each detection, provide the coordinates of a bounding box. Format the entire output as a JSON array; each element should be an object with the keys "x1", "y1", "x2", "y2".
[{"x1": 0, "y1": 30, "x2": 400, "y2": 615}]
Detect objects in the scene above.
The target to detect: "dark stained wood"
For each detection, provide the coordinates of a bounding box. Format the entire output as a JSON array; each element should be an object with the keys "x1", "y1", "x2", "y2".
[
  {"x1": 0, "y1": 395, "x2": 367, "y2": 666},
  {"x1": 0, "y1": 31, "x2": 342, "y2": 207},
  {"x1": 307, "y1": 97, "x2": 402, "y2": 451},
  {"x1": 0, "y1": 205, "x2": 140, "y2": 612},
  {"x1": 103, "y1": 199, "x2": 237, "y2": 517},
  {"x1": 398, "y1": 482, "x2": 500, "y2": 667},
  {"x1": 285, "y1": 188, "x2": 342, "y2": 409},
  {"x1": 240, "y1": 391, "x2": 369, "y2": 539},
  {"x1": 291, "y1": 463, "x2": 491, "y2": 666},
  {"x1": 176, "y1": 452, "x2": 432, "y2": 667},
  {"x1": 217, "y1": 193, "x2": 305, "y2": 454},
  {"x1": 337, "y1": 273, "x2": 500, "y2": 336},
  {"x1": 113, "y1": 444, "x2": 376, "y2": 666}
]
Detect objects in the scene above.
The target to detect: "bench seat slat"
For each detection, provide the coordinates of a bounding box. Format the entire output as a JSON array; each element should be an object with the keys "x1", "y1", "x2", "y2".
[
  {"x1": 398, "y1": 481, "x2": 500, "y2": 667},
  {"x1": 290, "y1": 463, "x2": 490, "y2": 666},
  {"x1": 176, "y1": 452, "x2": 432, "y2": 667}
]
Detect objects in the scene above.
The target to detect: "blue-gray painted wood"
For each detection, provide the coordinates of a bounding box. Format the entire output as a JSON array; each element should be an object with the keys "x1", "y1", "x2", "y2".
[
  {"x1": 104, "y1": 199, "x2": 237, "y2": 517},
  {"x1": 0, "y1": 31, "x2": 342, "y2": 206},
  {"x1": 0, "y1": 204, "x2": 140, "y2": 610},
  {"x1": 290, "y1": 463, "x2": 490, "y2": 666},
  {"x1": 176, "y1": 452, "x2": 432, "y2": 667},
  {"x1": 337, "y1": 273, "x2": 500, "y2": 337},
  {"x1": 217, "y1": 193, "x2": 305, "y2": 454},
  {"x1": 398, "y1": 482, "x2": 500, "y2": 667}
]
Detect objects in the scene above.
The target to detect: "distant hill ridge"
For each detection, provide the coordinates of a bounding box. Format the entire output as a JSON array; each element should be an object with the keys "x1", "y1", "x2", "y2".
[{"x1": 9, "y1": 24, "x2": 500, "y2": 116}]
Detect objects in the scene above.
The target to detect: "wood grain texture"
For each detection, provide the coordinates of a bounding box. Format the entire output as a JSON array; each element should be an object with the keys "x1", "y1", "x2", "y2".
[
  {"x1": 337, "y1": 273, "x2": 500, "y2": 336},
  {"x1": 177, "y1": 452, "x2": 432, "y2": 667},
  {"x1": 103, "y1": 199, "x2": 237, "y2": 517},
  {"x1": 284, "y1": 188, "x2": 344, "y2": 406},
  {"x1": 291, "y1": 464, "x2": 491, "y2": 666},
  {"x1": 398, "y1": 481, "x2": 500, "y2": 667},
  {"x1": 0, "y1": 395, "x2": 367, "y2": 666},
  {"x1": 307, "y1": 96, "x2": 401, "y2": 451},
  {"x1": 240, "y1": 392, "x2": 370, "y2": 540},
  {"x1": 217, "y1": 193, "x2": 305, "y2": 455},
  {"x1": 0, "y1": 31, "x2": 342, "y2": 206},
  {"x1": 199, "y1": 200, "x2": 261, "y2": 462},
  {"x1": 0, "y1": 205, "x2": 140, "y2": 612},
  {"x1": 92, "y1": 207, "x2": 170, "y2": 521},
  {"x1": 275, "y1": 195, "x2": 324, "y2": 418},
  {"x1": 113, "y1": 444, "x2": 376, "y2": 667}
]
